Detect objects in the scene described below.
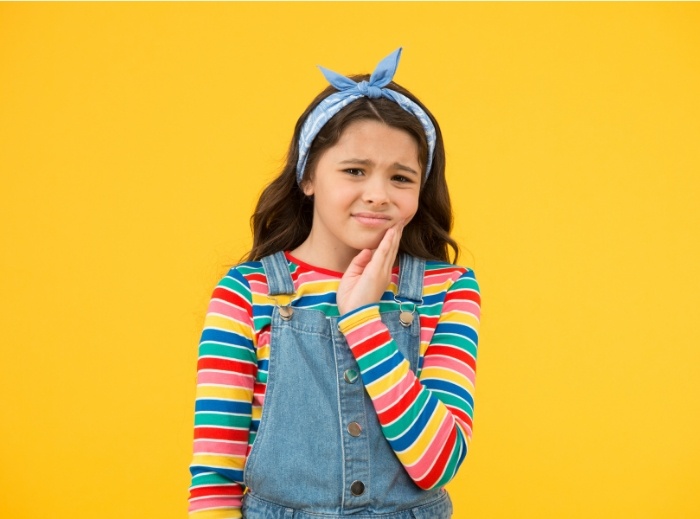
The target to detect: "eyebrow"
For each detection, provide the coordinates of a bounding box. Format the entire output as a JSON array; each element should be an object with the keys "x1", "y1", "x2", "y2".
[{"x1": 338, "y1": 158, "x2": 419, "y2": 176}]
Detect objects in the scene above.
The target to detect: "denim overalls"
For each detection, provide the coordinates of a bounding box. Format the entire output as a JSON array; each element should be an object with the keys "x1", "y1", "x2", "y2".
[{"x1": 241, "y1": 252, "x2": 453, "y2": 519}]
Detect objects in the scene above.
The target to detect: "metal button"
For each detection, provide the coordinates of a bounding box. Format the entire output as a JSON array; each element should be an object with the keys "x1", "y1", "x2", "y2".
[
  {"x1": 399, "y1": 310, "x2": 413, "y2": 327},
  {"x1": 347, "y1": 422, "x2": 362, "y2": 437},
  {"x1": 350, "y1": 480, "x2": 365, "y2": 496},
  {"x1": 278, "y1": 306, "x2": 294, "y2": 321},
  {"x1": 343, "y1": 369, "x2": 359, "y2": 384}
]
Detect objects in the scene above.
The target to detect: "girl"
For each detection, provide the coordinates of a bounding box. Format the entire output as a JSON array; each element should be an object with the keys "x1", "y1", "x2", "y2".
[{"x1": 188, "y1": 48, "x2": 481, "y2": 519}]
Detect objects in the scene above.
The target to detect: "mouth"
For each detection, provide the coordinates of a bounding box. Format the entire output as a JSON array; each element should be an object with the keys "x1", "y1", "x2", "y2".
[{"x1": 352, "y1": 212, "x2": 392, "y2": 226}]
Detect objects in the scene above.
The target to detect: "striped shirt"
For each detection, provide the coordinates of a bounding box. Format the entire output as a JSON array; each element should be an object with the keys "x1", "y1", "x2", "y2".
[{"x1": 188, "y1": 253, "x2": 481, "y2": 519}]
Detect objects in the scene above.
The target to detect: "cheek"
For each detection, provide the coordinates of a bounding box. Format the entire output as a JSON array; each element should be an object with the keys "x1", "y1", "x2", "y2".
[{"x1": 402, "y1": 191, "x2": 420, "y2": 219}]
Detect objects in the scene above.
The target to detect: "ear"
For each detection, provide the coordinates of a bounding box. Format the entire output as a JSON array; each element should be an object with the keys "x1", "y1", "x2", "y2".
[{"x1": 301, "y1": 179, "x2": 314, "y2": 197}]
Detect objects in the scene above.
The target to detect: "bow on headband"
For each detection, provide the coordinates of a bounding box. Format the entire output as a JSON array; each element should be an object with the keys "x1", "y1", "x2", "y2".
[{"x1": 296, "y1": 48, "x2": 437, "y2": 184}]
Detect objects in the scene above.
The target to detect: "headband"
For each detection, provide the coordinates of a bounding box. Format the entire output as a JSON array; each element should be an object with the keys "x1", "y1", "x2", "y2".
[{"x1": 296, "y1": 47, "x2": 436, "y2": 185}]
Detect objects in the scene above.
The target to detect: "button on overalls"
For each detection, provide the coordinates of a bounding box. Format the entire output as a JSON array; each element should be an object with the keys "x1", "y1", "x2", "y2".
[{"x1": 241, "y1": 252, "x2": 453, "y2": 519}]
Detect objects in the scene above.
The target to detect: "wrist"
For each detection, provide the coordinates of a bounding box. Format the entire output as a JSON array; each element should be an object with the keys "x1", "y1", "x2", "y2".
[{"x1": 338, "y1": 304, "x2": 381, "y2": 334}]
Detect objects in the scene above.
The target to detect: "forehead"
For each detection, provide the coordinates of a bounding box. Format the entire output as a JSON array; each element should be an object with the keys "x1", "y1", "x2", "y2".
[{"x1": 328, "y1": 120, "x2": 420, "y2": 162}]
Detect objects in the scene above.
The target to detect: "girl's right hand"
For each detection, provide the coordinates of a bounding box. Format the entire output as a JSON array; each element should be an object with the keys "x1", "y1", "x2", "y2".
[{"x1": 337, "y1": 221, "x2": 404, "y2": 316}]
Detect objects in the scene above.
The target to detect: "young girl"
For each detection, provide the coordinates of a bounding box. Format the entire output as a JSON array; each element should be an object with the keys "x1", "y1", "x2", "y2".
[{"x1": 188, "y1": 48, "x2": 481, "y2": 519}]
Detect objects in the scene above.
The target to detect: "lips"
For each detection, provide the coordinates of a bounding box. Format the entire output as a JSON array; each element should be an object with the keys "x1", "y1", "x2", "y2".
[{"x1": 352, "y1": 212, "x2": 391, "y2": 226}]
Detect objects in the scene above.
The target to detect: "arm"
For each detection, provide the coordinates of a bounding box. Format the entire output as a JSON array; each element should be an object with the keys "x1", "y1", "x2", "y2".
[
  {"x1": 338, "y1": 269, "x2": 480, "y2": 489},
  {"x1": 188, "y1": 268, "x2": 257, "y2": 519}
]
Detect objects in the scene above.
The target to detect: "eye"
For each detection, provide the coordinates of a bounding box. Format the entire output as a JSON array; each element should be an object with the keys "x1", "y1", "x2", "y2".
[
  {"x1": 392, "y1": 174, "x2": 414, "y2": 184},
  {"x1": 343, "y1": 168, "x2": 364, "y2": 176}
]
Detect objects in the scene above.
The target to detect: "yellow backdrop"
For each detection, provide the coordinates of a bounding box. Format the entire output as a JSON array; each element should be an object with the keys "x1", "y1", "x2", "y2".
[{"x1": 1, "y1": 3, "x2": 699, "y2": 518}]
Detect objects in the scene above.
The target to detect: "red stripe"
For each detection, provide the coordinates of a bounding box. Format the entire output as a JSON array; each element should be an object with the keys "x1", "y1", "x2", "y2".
[
  {"x1": 426, "y1": 345, "x2": 476, "y2": 371},
  {"x1": 447, "y1": 287, "x2": 481, "y2": 305},
  {"x1": 425, "y1": 266, "x2": 465, "y2": 277},
  {"x1": 420, "y1": 425, "x2": 457, "y2": 489},
  {"x1": 351, "y1": 328, "x2": 390, "y2": 358},
  {"x1": 377, "y1": 381, "x2": 421, "y2": 425},
  {"x1": 189, "y1": 485, "x2": 239, "y2": 498},
  {"x1": 448, "y1": 406, "x2": 473, "y2": 430},
  {"x1": 198, "y1": 357, "x2": 257, "y2": 375},
  {"x1": 247, "y1": 272, "x2": 267, "y2": 284},
  {"x1": 212, "y1": 286, "x2": 252, "y2": 312},
  {"x1": 420, "y1": 315, "x2": 439, "y2": 328},
  {"x1": 194, "y1": 427, "x2": 249, "y2": 441}
]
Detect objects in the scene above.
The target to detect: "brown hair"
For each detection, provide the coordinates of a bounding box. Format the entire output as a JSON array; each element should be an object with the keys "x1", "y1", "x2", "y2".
[{"x1": 246, "y1": 75, "x2": 459, "y2": 263}]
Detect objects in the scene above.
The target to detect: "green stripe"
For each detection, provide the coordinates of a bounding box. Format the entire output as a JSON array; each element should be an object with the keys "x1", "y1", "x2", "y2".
[
  {"x1": 426, "y1": 391, "x2": 466, "y2": 412},
  {"x1": 199, "y1": 342, "x2": 250, "y2": 359},
  {"x1": 195, "y1": 412, "x2": 251, "y2": 428},
  {"x1": 418, "y1": 305, "x2": 443, "y2": 317},
  {"x1": 218, "y1": 275, "x2": 249, "y2": 294},
  {"x1": 358, "y1": 343, "x2": 396, "y2": 372},
  {"x1": 452, "y1": 276, "x2": 479, "y2": 290},
  {"x1": 236, "y1": 263, "x2": 263, "y2": 274},
  {"x1": 382, "y1": 390, "x2": 430, "y2": 439},
  {"x1": 191, "y1": 472, "x2": 232, "y2": 486},
  {"x1": 435, "y1": 441, "x2": 462, "y2": 487},
  {"x1": 432, "y1": 333, "x2": 477, "y2": 355},
  {"x1": 253, "y1": 315, "x2": 272, "y2": 330}
]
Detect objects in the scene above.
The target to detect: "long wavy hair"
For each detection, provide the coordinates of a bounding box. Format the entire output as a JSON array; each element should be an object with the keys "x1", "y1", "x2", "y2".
[{"x1": 246, "y1": 75, "x2": 459, "y2": 264}]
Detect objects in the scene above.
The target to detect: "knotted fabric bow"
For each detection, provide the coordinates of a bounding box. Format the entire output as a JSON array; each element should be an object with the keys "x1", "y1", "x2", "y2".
[{"x1": 296, "y1": 48, "x2": 436, "y2": 184}]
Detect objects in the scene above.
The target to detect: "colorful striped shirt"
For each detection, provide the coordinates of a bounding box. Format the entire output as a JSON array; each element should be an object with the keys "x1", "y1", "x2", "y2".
[{"x1": 188, "y1": 253, "x2": 481, "y2": 519}]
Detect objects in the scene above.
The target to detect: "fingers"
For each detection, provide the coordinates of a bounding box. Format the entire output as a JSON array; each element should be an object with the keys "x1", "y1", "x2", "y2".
[
  {"x1": 346, "y1": 248, "x2": 373, "y2": 276},
  {"x1": 337, "y1": 222, "x2": 406, "y2": 315},
  {"x1": 382, "y1": 220, "x2": 405, "y2": 262},
  {"x1": 369, "y1": 220, "x2": 405, "y2": 274}
]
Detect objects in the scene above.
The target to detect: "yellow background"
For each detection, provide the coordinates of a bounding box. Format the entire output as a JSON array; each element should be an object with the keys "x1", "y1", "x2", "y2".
[{"x1": 1, "y1": 3, "x2": 699, "y2": 518}]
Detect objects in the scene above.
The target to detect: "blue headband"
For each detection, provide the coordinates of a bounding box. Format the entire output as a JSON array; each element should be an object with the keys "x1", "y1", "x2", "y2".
[{"x1": 296, "y1": 47, "x2": 436, "y2": 184}]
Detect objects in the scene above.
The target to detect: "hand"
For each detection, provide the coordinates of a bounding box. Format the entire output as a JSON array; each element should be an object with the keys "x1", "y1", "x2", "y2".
[{"x1": 337, "y1": 221, "x2": 404, "y2": 316}]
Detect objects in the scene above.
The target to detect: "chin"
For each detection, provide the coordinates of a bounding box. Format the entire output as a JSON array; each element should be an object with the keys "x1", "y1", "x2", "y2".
[{"x1": 348, "y1": 238, "x2": 383, "y2": 252}]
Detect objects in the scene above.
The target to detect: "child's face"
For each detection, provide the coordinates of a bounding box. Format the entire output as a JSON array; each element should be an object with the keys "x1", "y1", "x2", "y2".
[{"x1": 302, "y1": 119, "x2": 421, "y2": 264}]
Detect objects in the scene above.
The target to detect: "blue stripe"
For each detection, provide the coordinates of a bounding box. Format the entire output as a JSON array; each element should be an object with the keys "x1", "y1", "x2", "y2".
[
  {"x1": 391, "y1": 396, "x2": 438, "y2": 451},
  {"x1": 423, "y1": 379, "x2": 474, "y2": 409},
  {"x1": 422, "y1": 292, "x2": 446, "y2": 306},
  {"x1": 190, "y1": 465, "x2": 244, "y2": 485},
  {"x1": 434, "y1": 322, "x2": 478, "y2": 344},
  {"x1": 362, "y1": 349, "x2": 404, "y2": 383},
  {"x1": 195, "y1": 399, "x2": 252, "y2": 414},
  {"x1": 200, "y1": 328, "x2": 251, "y2": 348},
  {"x1": 253, "y1": 304, "x2": 275, "y2": 320},
  {"x1": 295, "y1": 292, "x2": 336, "y2": 306}
]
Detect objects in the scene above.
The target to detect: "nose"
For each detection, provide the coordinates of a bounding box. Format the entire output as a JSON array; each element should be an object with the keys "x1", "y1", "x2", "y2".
[{"x1": 362, "y1": 177, "x2": 390, "y2": 206}]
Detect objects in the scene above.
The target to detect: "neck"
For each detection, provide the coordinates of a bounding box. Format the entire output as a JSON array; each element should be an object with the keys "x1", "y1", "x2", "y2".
[{"x1": 290, "y1": 234, "x2": 358, "y2": 273}]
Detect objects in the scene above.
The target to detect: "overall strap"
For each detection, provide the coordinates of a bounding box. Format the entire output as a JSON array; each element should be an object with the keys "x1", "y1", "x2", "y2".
[
  {"x1": 260, "y1": 252, "x2": 295, "y2": 296},
  {"x1": 397, "y1": 253, "x2": 426, "y2": 304}
]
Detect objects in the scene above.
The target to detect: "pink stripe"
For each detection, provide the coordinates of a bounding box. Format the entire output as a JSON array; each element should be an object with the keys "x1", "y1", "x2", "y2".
[
  {"x1": 409, "y1": 413, "x2": 454, "y2": 479},
  {"x1": 422, "y1": 350, "x2": 474, "y2": 369},
  {"x1": 422, "y1": 352, "x2": 476, "y2": 385},
  {"x1": 454, "y1": 415, "x2": 473, "y2": 439},
  {"x1": 194, "y1": 440, "x2": 248, "y2": 456},
  {"x1": 344, "y1": 317, "x2": 383, "y2": 344},
  {"x1": 208, "y1": 299, "x2": 233, "y2": 314},
  {"x1": 295, "y1": 270, "x2": 340, "y2": 284},
  {"x1": 189, "y1": 497, "x2": 242, "y2": 512},
  {"x1": 443, "y1": 299, "x2": 480, "y2": 319},
  {"x1": 248, "y1": 279, "x2": 268, "y2": 292},
  {"x1": 208, "y1": 300, "x2": 252, "y2": 323},
  {"x1": 420, "y1": 327, "x2": 436, "y2": 344},
  {"x1": 198, "y1": 371, "x2": 254, "y2": 388},
  {"x1": 424, "y1": 270, "x2": 462, "y2": 285},
  {"x1": 373, "y1": 372, "x2": 415, "y2": 412}
]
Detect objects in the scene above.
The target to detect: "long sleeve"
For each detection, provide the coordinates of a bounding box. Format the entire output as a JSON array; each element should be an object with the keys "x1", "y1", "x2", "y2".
[
  {"x1": 337, "y1": 268, "x2": 480, "y2": 490},
  {"x1": 188, "y1": 268, "x2": 257, "y2": 519}
]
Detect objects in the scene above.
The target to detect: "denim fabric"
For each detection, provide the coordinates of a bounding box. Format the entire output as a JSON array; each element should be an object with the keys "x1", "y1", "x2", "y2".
[
  {"x1": 243, "y1": 252, "x2": 451, "y2": 518},
  {"x1": 242, "y1": 489, "x2": 452, "y2": 519}
]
